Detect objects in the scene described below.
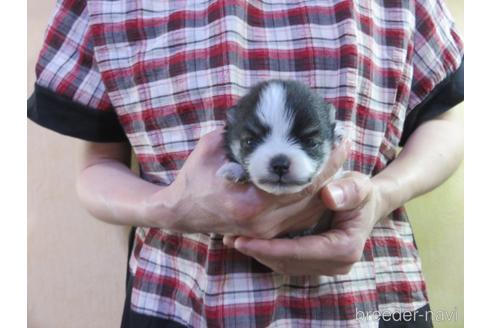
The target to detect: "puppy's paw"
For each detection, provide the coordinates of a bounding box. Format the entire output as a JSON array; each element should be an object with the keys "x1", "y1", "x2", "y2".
[{"x1": 216, "y1": 162, "x2": 248, "y2": 183}]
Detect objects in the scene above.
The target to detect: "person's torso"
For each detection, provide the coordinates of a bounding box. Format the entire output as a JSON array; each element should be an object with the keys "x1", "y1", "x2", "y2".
[{"x1": 88, "y1": 1, "x2": 426, "y2": 326}]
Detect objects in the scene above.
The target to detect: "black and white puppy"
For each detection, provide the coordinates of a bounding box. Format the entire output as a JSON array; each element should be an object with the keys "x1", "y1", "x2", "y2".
[{"x1": 218, "y1": 79, "x2": 341, "y2": 196}]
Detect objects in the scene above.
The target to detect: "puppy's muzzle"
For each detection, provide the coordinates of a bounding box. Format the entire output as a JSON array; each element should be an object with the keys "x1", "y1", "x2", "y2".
[{"x1": 270, "y1": 154, "x2": 290, "y2": 177}]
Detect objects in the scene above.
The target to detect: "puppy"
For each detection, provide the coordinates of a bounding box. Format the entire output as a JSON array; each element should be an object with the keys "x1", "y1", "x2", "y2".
[{"x1": 217, "y1": 79, "x2": 343, "y2": 236}]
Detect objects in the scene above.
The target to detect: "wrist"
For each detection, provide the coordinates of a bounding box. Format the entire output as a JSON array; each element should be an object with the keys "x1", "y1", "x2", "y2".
[
  {"x1": 141, "y1": 183, "x2": 182, "y2": 228},
  {"x1": 371, "y1": 174, "x2": 405, "y2": 220}
]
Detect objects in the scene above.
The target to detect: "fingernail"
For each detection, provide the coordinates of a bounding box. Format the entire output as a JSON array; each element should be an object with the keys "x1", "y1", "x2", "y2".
[
  {"x1": 223, "y1": 236, "x2": 234, "y2": 248},
  {"x1": 328, "y1": 185, "x2": 344, "y2": 206},
  {"x1": 234, "y1": 238, "x2": 248, "y2": 250}
]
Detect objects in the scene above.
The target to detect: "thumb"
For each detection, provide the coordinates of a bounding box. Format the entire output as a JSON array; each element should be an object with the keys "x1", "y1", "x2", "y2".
[
  {"x1": 193, "y1": 127, "x2": 227, "y2": 166},
  {"x1": 299, "y1": 138, "x2": 351, "y2": 197},
  {"x1": 197, "y1": 127, "x2": 225, "y2": 153},
  {"x1": 315, "y1": 138, "x2": 351, "y2": 186},
  {"x1": 320, "y1": 172, "x2": 371, "y2": 210}
]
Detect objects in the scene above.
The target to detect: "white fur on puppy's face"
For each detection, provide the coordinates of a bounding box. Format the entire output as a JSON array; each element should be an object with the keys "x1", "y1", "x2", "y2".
[
  {"x1": 245, "y1": 83, "x2": 320, "y2": 195},
  {"x1": 248, "y1": 141, "x2": 318, "y2": 194}
]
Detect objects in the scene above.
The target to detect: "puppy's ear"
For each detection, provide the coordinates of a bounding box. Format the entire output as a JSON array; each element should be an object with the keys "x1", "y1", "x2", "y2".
[
  {"x1": 324, "y1": 103, "x2": 336, "y2": 131},
  {"x1": 325, "y1": 102, "x2": 344, "y2": 143},
  {"x1": 326, "y1": 103, "x2": 347, "y2": 144},
  {"x1": 326, "y1": 102, "x2": 336, "y2": 124},
  {"x1": 225, "y1": 106, "x2": 237, "y2": 125}
]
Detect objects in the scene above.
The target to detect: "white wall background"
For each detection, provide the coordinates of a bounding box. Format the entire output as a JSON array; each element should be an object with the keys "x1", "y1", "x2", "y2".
[{"x1": 27, "y1": 1, "x2": 464, "y2": 327}]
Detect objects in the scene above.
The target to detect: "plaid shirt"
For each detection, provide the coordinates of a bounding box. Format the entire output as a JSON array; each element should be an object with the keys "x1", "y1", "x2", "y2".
[{"x1": 29, "y1": 0, "x2": 463, "y2": 326}]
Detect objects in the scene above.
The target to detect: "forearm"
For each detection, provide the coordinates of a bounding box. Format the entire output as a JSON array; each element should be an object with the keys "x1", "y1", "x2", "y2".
[
  {"x1": 372, "y1": 107, "x2": 464, "y2": 218},
  {"x1": 75, "y1": 142, "x2": 176, "y2": 227}
]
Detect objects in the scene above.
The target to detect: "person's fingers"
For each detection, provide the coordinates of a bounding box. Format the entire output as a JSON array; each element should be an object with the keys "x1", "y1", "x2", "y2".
[
  {"x1": 320, "y1": 172, "x2": 371, "y2": 211},
  {"x1": 196, "y1": 127, "x2": 226, "y2": 158},
  {"x1": 318, "y1": 138, "x2": 351, "y2": 182},
  {"x1": 302, "y1": 138, "x2": 351, "y2": 196},
  {"x1": 223, "y1": 235, "x2": 237, "y2": 248},
  {"x1": 278, "y1": 201, "x2": 326, "y2": 236},
  {"x1": 233, "y1": 229, "x2": 351, "y2": 263},
  {"x1": 249, "y1": 254, "x2": 353, "y2": 276}
]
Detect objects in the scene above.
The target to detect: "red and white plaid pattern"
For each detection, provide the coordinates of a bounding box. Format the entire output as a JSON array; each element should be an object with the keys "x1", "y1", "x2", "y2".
[{"x1": 35, "y1": 0, "x2": 463, "y2": 326}]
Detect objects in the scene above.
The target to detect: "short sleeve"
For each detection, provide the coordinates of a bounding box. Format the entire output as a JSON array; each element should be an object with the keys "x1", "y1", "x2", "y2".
[
  {"x1": 400, "y1": 0, "x2": 464, "y2": 146},
  {"x1": 27, "y1": 0, "x2": 127, "y2": 142}
]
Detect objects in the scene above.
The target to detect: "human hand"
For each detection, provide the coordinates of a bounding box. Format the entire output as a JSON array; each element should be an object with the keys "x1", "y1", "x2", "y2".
[
  {"x1": 225, "y1": 172, "x2": 386, "y2": 275},
  {"x1": 146, "y1": 128, "x2": 350, "y2": 238},
  {"x1": 221, "y1": 136, "x2": 351, "y2": 239},
  {"x1": 145, "y1": 127, "x2": 264, "y2": 234}
]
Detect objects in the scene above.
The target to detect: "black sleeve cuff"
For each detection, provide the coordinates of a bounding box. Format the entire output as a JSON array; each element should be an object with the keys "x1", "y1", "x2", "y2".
[
  {"x1": 400, "y1": 56, "x2": 464, "y2": 146},
  {"x1": 27, "y1": 83, "x2": 128, "y2": 143}
]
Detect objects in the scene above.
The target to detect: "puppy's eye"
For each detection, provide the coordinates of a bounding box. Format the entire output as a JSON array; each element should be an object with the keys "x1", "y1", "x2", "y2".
[
  {"x1": 242, "y1": 137, "x2": 258, "y2": 148},
  {"x1": 305, "y1": 138, "x2": 321, "y2": 149}
]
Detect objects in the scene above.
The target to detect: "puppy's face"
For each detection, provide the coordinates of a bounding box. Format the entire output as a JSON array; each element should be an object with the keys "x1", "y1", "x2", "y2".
[{"x1": 225, "y1": 80, "x2": 336, "y2": 195}]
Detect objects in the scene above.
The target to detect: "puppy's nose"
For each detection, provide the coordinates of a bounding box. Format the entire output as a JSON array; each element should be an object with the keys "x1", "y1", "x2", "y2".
[{"x1": 270, "y1": 155, "x2": 290, "y2": 176}]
